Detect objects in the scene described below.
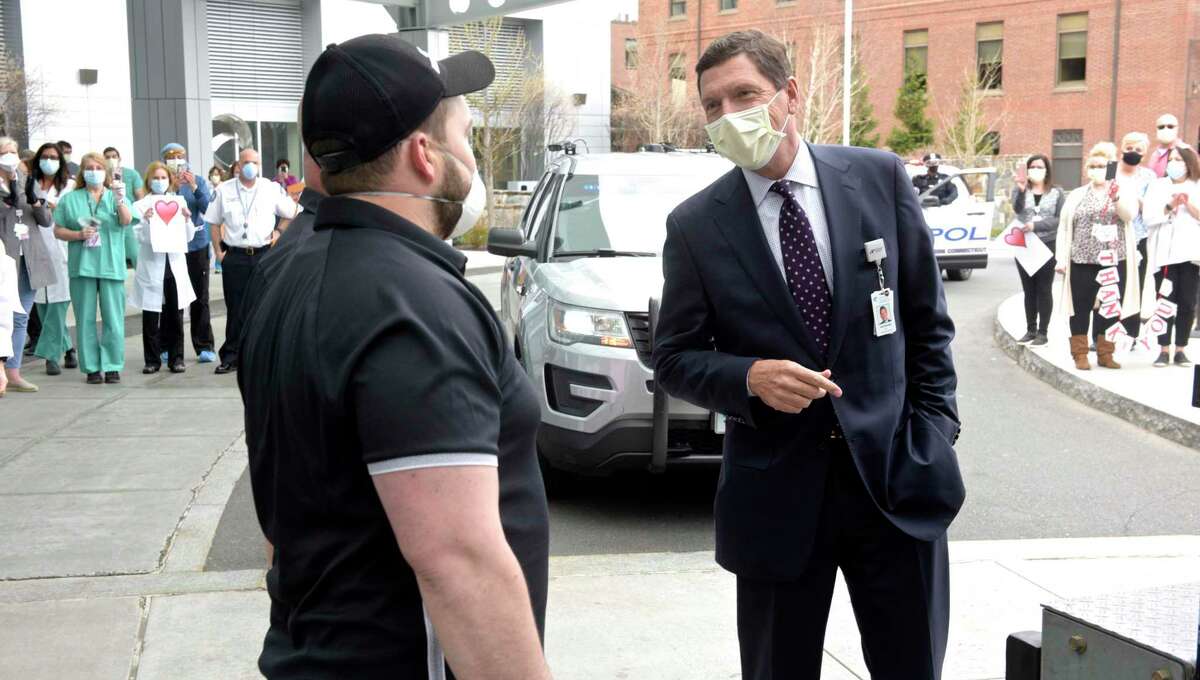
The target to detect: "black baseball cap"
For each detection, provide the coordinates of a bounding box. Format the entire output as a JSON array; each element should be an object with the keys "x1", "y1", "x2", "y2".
[{"x1": 302, "y1": 33, "x2": 495, "y2": 174}]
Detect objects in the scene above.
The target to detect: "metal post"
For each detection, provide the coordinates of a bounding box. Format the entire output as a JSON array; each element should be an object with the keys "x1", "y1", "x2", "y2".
[
  {"x1": 648, "y1": 297, "x2": 669, "y2": 474},
  {"x1": 1108, "y1": 0, "x2": 1122, "y2": 141},
  {"x1": 842, "y1": 0, "x2": 853, "y2": 146}
]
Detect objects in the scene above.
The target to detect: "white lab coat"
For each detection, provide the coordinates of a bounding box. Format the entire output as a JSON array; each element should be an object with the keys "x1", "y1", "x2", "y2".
[
  {"x1": 128, "y1": 194, "x2": 197, "y2": 312},
  {"x1": 0, "y1": 240, "x2": 16, "y2": 359},
  {"x1": 32, "y1": 179, "x2": 73, "y2": 305}
]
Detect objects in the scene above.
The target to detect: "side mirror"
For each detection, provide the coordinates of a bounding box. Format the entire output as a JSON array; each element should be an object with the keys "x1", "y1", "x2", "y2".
[
  {"x1": 487, "y1": 228, "x2": 537, "y2": 258},
  {"x1": 920, "y1": 195, "x2": 941, "y2": 209}
]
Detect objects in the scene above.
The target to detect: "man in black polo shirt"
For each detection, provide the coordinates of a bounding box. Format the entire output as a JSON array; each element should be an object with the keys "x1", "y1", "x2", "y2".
[{"x1": 238, "y1": 34, "x2": 551, "y2": 680}]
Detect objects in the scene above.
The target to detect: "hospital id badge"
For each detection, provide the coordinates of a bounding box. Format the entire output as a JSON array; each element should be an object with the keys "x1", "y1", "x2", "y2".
[
  {"x1": 871, "y1": 289, "x2": 896, "y2": 337},
  {"x1": 1093, "y1": 223, "x2": 1118, "y2": 243}
]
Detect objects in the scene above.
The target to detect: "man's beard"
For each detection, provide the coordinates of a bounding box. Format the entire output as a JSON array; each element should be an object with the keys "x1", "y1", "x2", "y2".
[{"x1": 432, "y1": 153, "x2": 471, "y2": 240}]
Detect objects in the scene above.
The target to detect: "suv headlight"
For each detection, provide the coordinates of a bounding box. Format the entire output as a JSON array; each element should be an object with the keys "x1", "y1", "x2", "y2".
[{"x1": 548, "y1": 300, "x2": 633, "y2": 349}]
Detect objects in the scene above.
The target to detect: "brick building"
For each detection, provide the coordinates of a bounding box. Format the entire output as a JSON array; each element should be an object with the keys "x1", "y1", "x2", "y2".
[{"x1": 627, "y1": 0, "x2": 1200, "y2": 187}]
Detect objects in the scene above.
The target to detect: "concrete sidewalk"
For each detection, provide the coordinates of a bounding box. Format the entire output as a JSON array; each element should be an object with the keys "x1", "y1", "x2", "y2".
[{"x1": 4, "y1": 336, "x2": 1199, "y2": 679}]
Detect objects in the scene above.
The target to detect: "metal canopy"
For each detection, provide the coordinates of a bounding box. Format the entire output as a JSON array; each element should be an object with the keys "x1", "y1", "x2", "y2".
[{"x1": 353, "y1": 0, "x2": 571, "y2": 27}]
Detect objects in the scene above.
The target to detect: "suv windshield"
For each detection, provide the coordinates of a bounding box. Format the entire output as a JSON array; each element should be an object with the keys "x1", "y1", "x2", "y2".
[{"x1": 552, "y1": 172, "x2": 721, "y2": 257}]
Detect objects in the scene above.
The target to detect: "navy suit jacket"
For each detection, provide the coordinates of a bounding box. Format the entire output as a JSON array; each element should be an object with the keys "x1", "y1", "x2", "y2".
[{"x1": 652, "y1": 143, "x2": 965, "y2": 581}]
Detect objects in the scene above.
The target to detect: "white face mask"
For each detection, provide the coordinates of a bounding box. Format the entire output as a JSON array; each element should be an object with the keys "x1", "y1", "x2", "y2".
[
  {"x1": 705, "y1": 90, "x2": 792, "y2": 171},
  {"x1": 1167, "y1": 160, "x2": 1188, "y2": 181},
  {"x1": 0, "y1": 153, "x2": 19, "y2": 172},
  {"x1": 1027, "y1": 168, "x2": 1047, "y2": 183},
  {"x1": 1087, "y1": 167, "x2": 1108, "y2": 185},
  {"x1": 353, "y1": 147, "x2": 485, "y2": 240},
  {"x1": 1157, "y1": 125, "x2": 1179, "y2": 145}
]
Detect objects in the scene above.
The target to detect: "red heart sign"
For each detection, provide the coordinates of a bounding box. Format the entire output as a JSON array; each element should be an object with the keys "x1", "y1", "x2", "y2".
[
  {"x1": 154, "y1": 200, "x2": 180, "y2": 224},
  {"x1": 1003, "y1": 227, "x2": 1026, "y2": 248}
]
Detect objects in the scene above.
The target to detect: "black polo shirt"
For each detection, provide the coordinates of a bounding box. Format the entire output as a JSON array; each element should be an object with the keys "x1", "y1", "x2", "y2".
[{"x1": 238, "y1": 196, "x2": 549, "y2": 679}]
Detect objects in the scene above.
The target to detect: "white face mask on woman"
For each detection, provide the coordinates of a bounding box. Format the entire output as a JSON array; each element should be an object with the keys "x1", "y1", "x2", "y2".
[
  {"x1": 1087, "y1": 167, "x2": 1108, "y2": 185},
  {"x1": 1027, "y1": 168, "x2": 1047, "y2": 184},
  {"x1": 1167, "y1": 160, "x2": 1188, "y2": 181}
]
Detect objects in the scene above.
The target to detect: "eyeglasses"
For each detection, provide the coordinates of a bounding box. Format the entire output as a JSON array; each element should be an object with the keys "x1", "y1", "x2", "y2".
[{"x1": 1158, "y1": 124, "x2": 1177, "y2": 130}]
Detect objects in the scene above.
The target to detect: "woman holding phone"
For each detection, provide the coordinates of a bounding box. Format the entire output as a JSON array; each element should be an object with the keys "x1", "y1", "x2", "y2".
[
  {"x1": 53, "y1": 152, "x2": 138, "y2": 384},
  {"x1": 1142, "y1": 145, "x2": 1200, "y2": 367},
  {"x1": 1055, "y1": 142, "x2": 1140, "y2": 370},
  {"x1": 1011, "y1": 154, "x2": 1064, "y2": 345}
]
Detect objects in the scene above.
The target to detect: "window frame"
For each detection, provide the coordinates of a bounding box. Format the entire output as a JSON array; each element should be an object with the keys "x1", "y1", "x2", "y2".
[
  {"x1": 975, "y1": 22, "x2": 1003, "y2": 91},
  {"x1": 669, "y1": 0, "x2": 686, "y2": 18},
  {"x1": 1052, "y1": 128, "x2": 1085, "y2": 190},
  {"x1": 1056, "y1": 13, "x2": 1088, "y2": 86},
  {"x1": 624, "y1": 38, "x2": 638, "y2": 70},
  {"x1": 719, "y1": 0, "x2": 737, "y2": 11},
  {"x1": 903, "y1": 29, "x2": 929, "y2": 78}
]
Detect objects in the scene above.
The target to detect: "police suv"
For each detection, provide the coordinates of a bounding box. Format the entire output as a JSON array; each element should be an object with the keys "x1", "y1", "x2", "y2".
[
  {"x1": 489, "y1": 148, "x2": 995, "y2": 481},
  {"x1": 905, "y1": 163, "x2": 998, "y2": 281}
]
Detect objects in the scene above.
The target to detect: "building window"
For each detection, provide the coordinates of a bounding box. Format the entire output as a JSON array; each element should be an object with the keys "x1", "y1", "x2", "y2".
[
  {"x1": 669, "y1": 52, "x2": 687, "y2": 101},
  {"x1": 625, "y1": 38, "x2": 638, "y2": 70},
  {"x1": 982, "y1": 131, "x2": 1001, "y2": 156},
  {"x1": 719, "y1": 0, "x2": 737, "y2": 10},
  {"x1": 1057, "y1": 13, "x2": 1087, "y2": 85},
  {"x1": 670, "y1": 0, "x2": 686, "y2": 17},
  {"x1": 785, "y1": 41, "x2": 796, "y2": 67},
  {"x1": 904, "y1": 29, "x2": 929, "y2": 78},
  {"x1": 1052, "y1": 129, "x2": 1084, "y2": 189},
  {"x1": 976, "y1": 22, "x2": 1002, "y2": 90}
]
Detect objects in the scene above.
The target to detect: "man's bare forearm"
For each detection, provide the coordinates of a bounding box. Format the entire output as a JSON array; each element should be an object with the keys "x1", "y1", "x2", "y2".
[{"x1": 415, "y1": 544, "x2": 550, "y2": 680}]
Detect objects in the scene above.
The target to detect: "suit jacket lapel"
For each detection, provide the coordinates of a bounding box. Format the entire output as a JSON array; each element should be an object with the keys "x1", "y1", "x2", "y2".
[
  {"x1": 810, "y1": 145, "x2": 863, "y2": 365},
  {"x1": 711, "y1": 169, "x2": 823, "y2": 365}
]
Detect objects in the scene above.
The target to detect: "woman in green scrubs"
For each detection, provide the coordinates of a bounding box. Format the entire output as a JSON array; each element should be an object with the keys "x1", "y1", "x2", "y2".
[{"x1": 52, "y1": 152, "x2": 137, "y2": 384}]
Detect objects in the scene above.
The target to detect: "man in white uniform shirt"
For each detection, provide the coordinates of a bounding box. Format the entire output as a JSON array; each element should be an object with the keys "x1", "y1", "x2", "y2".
[{"x1": 205, "y1": 148, "x2": 297, "y2": 374}]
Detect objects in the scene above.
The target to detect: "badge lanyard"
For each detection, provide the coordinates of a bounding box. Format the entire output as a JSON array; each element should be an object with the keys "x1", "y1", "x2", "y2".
[
  {"x1": 86, "y1": 189, "x2": 109, "y2": 220},
  {"x1": 236, "y1": 182, "x2": 259, "y2": 224},
  {"x1": 865, "y1": 239, "x2": 896, "y2": 337}
]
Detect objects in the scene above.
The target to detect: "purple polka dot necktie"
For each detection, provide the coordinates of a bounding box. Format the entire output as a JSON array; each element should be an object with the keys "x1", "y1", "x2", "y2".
[{"x1": 771, "y1": 180, "x2": 833, "y2": 356}]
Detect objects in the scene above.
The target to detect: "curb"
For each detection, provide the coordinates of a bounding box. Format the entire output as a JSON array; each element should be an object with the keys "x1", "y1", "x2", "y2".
[
  {"x1": 993, "y1": 306, "x2": 1200, "y2": 451},
  {"x1": 466, "y1": 266, "x2": 503, "y2": 277}
]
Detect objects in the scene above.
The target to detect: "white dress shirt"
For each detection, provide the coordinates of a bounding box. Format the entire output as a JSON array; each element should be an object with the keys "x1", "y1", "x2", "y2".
[
  {"x1": 204, "y1": 177, "x2": 297, "y2": 248},
  {"x1": 742, "y1": 142, "x2": 835, "y2": 291}
]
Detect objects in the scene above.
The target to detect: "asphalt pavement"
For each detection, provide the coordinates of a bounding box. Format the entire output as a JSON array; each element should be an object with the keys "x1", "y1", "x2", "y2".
[{"x1": 205, "y1": 259, "x2": 1200, "y2": 572}]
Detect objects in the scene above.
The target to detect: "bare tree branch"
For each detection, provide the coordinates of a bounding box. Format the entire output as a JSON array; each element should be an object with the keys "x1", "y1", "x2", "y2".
[
  {"x1": 937, "y1": 65, "x2": 1008, "y2": 168},
  {"x1": 611, "y1": 20, "x2": 705, "y2": 150},
  {"x1": 0, "y1": 52, "x2": 57, "y2": 148}
]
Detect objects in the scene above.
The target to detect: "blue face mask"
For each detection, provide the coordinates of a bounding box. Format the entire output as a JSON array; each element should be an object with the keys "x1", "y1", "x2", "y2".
[
  {"x1": 150, "y1": 178, "x2": 170, "y2": 194},
  {"x1": 241, "y1": 162, "x2": 258, "y2": 181},
  {"x1": 39, "y1": 159, "x2": 59, "y2": 176},
  {"x1": 83, "y1": 169, "x2": 106, "y2": 187}
]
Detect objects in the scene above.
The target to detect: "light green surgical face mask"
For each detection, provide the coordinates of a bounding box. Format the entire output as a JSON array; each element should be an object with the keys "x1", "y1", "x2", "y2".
[{"x1": 704, "y1": 90, "x2": 792, "y2": 171}]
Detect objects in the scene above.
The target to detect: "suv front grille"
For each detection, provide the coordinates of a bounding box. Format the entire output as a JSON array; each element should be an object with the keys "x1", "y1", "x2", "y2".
[{"x1": 625, "y1": 312, "x2": 652, "y2": 367}]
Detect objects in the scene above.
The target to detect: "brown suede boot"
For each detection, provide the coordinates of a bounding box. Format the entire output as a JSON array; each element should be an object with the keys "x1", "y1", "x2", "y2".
[
  {"x1": 1096, "y1": 338, "x2": 1121, "y2": 369},
  {"x1": 1069, "y1": 335, "x2": 1092, "y2": 370}
]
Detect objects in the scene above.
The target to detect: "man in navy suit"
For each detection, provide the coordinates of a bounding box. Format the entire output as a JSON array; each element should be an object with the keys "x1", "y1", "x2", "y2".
[{"x1": 652, "y1": 31, "x2": 964, "y2": 680}]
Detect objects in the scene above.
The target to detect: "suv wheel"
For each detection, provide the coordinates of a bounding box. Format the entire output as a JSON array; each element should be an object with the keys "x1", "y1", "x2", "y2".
[{"x1": 947, "y1": 268, "x2": 973, "y2": 282}]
